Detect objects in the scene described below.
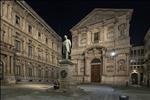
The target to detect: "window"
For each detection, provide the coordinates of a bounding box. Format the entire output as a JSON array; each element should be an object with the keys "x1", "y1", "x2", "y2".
[
  {"x1": 15, "y1": 40, "x2": 21, "y2": 52},
  {"x1": 141, "y1": 49, "x2": 144, "y2": 55},
  {"x1": 38, "y1": 69, "x2": 41, "y2": 77},
  {"x1": 38, "y1": 48, "x2": 41, "y2": 59},
  {"x1": 46, "y1": 37, "x2": 48, "y2": 44},
  {"x1": 52, "y1": 52, "x2": 54, "y2": 64},
  {"x1": 45, "y1": 71, "x2": 48, "y2": 78},
  {"x1": 28, "y1": 40, "x2": 32, "y2": 57},
  {"x1": 28, "y1": 25, "x2": 32, "y2": 33},
  {"x1": 15, "y1": 65, "x2": 21, "y2": 75},
  {"x1": 134, "y1": 50, "x2": 136, "y2": 56},
  {"x1": 107, "y1": 31, "x2": 113, "y2": 39},
  {"x1": 15, "y1": 15, "x2": 20, "y2": 25},
  {"x1": 94, "y1": 32, "x2": 99, "y2": 43},
  {"x1": 107, "y1": 26, "x2": 114, "y2": 40},
  {"x1": 138, "y1": 49, "x2": 140, "y2": 56},
  {"x1": 1, "y1": 30, "x2": 5, "y2": 41},
  {"x1": 28, "y1": 68, "x2": 32, "y2": 77},
  {"x1": 45, "y1": 51, "x2": 48, "y2": 62},
  {"x1": 52, "y1": 41, "x2": 54, "y2": 49},
  {"x1": 141, "y1": 59, "x2": 144, "y2": 64},
  {"x1": 131, "y1": 50, "x2": 133, "y2": 56},
  {"x1": 38, "y1": 32, "x2": 41, "y2": 39},
  {"x1": 0, "y1": 61, "x2": 4, "y2": 80},
  {"x1": 80, "y1": 33, "x2": 86, "y2": 45}
]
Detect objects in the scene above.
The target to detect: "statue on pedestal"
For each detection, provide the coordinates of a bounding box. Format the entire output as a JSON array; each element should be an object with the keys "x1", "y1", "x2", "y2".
[{"x1": 63, "y1": 35, "x2": 71, "y2": 60}]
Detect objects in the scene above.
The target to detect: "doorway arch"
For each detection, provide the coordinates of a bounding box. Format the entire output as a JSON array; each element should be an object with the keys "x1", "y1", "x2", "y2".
[
  {"x1": 131, "y1": 73, "x2": 138, "y2": 85},
  {"x1": 0, "y1": 61, "x2": 4, "y2": 80},
  {"x1": 91, "y1": 58, "x2": 102, "y2": 82}
]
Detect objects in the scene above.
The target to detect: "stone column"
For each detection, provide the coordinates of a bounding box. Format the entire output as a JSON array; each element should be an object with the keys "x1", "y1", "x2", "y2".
[
  {"x1": 87, "y1": 31, "x2": 90, "y2": 45},
  {"x1": 10, "y1": 56, "x2": 14, "y2": 75},
  {"x1": 25, "y1": 62, "x2": 27, "y2": 79},
  {"x1": 34, "y1": 67, "x2": 36, "y2": 81},
  {"x1": 42, "y1": 68, "x2": 45, "y2": 81},
  {"x1": 7, "y1": 55, "x2": 10, "y2": 75},
  {"x1": 86, "y1": 58, "x2": 91, "y2": 82},
  {"x1": 126, "y1": 53, "x2": 130, "y2": 76}
]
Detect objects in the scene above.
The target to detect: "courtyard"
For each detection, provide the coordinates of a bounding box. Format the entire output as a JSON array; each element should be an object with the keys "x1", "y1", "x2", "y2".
[{"x1": 1, "y1": 83, "x2": 150, "y2": 100}]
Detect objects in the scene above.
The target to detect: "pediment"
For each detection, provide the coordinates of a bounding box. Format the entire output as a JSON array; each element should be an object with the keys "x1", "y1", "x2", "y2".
[{"x1": 70, "y1": 8, "x2": 133, "y2": 32}]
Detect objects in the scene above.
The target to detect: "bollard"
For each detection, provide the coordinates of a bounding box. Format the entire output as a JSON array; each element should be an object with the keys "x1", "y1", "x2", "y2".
[{"x1": 119, "y1": 95, "x2": 129, "y2": 100}]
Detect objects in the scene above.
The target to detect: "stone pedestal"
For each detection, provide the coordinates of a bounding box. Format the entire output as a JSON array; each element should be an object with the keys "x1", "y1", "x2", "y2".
[
  {"x1": 59, "y1": 60, "x2": 76, "y2": 91},
  {"x1": 47, "y1": 59, "x2": 85, "y2": 96}
]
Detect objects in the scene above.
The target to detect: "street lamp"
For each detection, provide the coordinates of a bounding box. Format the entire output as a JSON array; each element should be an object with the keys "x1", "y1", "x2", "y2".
[
  {"x1": 110, "y1": 49, "x2": 116, "y2": 85},
  {"x1": 110, "y1": 50, "x2": 116, "y2": 57}
]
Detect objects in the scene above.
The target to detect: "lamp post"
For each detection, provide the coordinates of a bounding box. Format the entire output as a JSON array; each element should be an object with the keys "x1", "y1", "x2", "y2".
[
  {"x1": 110, "y1": 49, "x2": 116, "y2": 85},
  {"x1": 110, "y1": 26, "x2": 116, "y2": 85}
]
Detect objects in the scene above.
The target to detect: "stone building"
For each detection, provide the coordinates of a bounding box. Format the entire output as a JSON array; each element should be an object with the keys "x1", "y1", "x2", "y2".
[
  {"x1": 129, "y1": 46, "x2": 144, "y2": 85},
  {"x1": 70, "y1": 8, "x2": 133, "y2": 85},
  {"x1": 144, "y1": 28, "x2": 150, "y2": 87},
  {"x1": 0, "y1": 0, "x2": 62, "y2": 84}
]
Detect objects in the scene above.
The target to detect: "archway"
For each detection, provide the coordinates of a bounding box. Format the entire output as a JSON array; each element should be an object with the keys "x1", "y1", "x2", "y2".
[
  {"x1": 131, "y1": 73, "x2": 138, "y2": 85},
  {"x1": 0, "y1": 61, "x2": 4, "y2": 80},
  {"x1": 91, "y1": 58, "x2": 101, "y2": 82}
]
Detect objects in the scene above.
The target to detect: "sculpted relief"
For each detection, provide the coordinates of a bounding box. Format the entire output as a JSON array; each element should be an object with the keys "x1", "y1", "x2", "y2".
[
  {"x1": 118, "y1": 23, "x2": 127, "y2": 39},
  {"x1": 80, "y1": 33, "x2": 87, "y2": 45},
  {"x1": 72, "y1": 36, "x2": 78, "y2": 48},
  {"x1": 107, "y1": 25, "x2": 114, "y2": 40},
  {"x1": 87, "y1": 47, "x2": 102, "y2": 55}
]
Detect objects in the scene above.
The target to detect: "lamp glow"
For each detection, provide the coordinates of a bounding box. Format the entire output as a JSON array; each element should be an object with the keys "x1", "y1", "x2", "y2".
[{"x1": 111, "y1": 51, "x2": 116, "y2": 56}]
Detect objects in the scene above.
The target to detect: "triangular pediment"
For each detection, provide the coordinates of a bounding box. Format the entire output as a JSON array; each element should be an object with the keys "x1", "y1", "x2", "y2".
[{"x1": 70, "y1": 8, "x2": 133, "y2": 31}]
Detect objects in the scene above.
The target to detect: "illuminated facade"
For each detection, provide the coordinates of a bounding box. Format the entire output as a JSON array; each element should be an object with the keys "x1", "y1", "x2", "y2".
[
  {"x1": 70, "y1": 8, "x2": 133, "y2": 85},
  {"x1": 0, "y1": 0, "x2": 62, "y2": 84}
]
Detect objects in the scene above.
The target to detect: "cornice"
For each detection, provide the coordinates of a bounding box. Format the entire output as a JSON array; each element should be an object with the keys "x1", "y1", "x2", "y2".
[{"x1": 16, "y1": 1, "x2": 62, "y2": 41}]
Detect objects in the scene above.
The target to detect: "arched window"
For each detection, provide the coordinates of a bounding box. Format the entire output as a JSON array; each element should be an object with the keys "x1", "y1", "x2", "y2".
[{"x1": 91, "y1": 58, "x2": 101, "y2": 64}]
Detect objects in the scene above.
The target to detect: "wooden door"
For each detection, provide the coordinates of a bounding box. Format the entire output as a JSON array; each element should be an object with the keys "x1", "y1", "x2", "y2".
[{"x1": 91, "y1": 65, "x2": 100, "y2": 82}]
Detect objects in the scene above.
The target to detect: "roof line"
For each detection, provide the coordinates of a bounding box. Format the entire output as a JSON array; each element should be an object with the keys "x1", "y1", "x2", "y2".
[{"x1": 18, "y1": 0, "x2": 62, "y2": 41}]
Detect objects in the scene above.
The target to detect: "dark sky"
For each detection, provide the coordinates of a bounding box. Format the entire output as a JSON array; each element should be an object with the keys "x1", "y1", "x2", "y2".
[{"x1": 25, "y1": 0, "x2": 150, "y2": 45}]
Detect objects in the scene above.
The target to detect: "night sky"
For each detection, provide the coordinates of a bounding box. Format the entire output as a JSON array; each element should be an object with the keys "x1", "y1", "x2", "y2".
[{"x1": 25, "y1": 0, "x2": 150, "y2": 45}]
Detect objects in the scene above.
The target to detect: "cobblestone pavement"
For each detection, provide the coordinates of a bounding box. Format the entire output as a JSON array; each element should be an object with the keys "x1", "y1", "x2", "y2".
[{"x1": 1, "y1": 83, "x2": 150, "y2": 100}]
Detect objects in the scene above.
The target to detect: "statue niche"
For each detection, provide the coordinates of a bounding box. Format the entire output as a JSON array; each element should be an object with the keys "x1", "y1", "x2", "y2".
[
  {"x1": 118, "y1": 23, "x2": 127, "y2": 39},
  {"x1": 117, "y1": 59, "x2": 126, "y2": 71}
]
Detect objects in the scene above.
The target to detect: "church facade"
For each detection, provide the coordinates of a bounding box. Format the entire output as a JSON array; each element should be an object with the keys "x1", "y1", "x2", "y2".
[{"x1": 70, "y1": 8, "x2": 133, "y2": 85}]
